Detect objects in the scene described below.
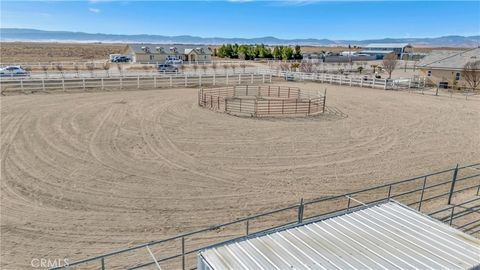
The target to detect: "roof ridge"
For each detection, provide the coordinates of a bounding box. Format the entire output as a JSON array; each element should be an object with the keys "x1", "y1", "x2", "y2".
[{"x1": 423, "y1": 47, "x2": 477, "y2": 67}]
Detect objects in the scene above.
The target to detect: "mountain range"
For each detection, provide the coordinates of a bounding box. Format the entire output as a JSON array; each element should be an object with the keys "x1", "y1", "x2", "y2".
[{"x1": 1, "y1": 28, "x2": 479, "y2": 47}]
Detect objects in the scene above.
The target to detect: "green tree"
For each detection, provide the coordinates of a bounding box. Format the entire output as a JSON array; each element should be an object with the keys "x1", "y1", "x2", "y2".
[
  {"x1": 281, "y1": 47, "x2": 294, "y2": 60},
  {"x1": 294, "y1": 45, "x2": 302, "y2": 60}
]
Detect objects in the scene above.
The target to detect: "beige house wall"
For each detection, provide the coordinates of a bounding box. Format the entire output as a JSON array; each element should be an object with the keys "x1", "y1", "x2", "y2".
[{"x1": 419, "y1": 68, "x2": 478, "y2": 89}]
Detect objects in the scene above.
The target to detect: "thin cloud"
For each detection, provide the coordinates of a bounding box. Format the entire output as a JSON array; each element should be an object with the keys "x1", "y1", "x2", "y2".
[{"x1": 88, "y1": 8, "x2": 101, "y2": 13}]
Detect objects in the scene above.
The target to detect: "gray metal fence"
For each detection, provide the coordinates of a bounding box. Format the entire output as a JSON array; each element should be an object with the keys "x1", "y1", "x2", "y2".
[{"x1": 50, "y1": 163, "x2": 480, "y2": 270}]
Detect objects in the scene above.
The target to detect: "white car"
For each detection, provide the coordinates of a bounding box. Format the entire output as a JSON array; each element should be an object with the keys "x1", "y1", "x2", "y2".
[{"x1": 0, "y1": 66, "x2": 29, "y2": 77}]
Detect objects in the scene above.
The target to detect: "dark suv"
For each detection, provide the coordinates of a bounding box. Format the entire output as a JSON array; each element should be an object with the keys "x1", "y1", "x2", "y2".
[{"x1": 112, "y1": 56, "x2": 130, "y2": 63}]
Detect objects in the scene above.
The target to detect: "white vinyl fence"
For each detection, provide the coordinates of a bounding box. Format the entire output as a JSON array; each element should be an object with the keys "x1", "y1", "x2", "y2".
[{"x1": 0, "y1": 73, "x2": 272, "y2": 95}]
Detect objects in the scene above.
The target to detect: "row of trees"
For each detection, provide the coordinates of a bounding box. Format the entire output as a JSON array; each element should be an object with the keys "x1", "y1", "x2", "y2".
[{"x1": 215, "y1": 44, "x2": 302, "y2": 60}]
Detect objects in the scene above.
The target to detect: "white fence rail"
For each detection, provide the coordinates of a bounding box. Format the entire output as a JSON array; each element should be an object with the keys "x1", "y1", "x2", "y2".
[{"x1": 0, "y1": 73, "x2": 273, "y2": 95}]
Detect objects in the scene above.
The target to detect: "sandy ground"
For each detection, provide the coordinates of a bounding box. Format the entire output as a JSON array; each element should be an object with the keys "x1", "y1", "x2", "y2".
[{"x1": 1, "y1": 83, "x2": 479, "y2": 269}]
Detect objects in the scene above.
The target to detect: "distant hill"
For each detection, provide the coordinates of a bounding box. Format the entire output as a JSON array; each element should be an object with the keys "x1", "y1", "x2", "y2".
[{"x1": 1, "y1": 28, "x2": 479, "y2": 47}]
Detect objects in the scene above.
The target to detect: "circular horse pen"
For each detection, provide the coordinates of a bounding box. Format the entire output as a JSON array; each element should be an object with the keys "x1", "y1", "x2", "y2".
[{"x1": 198, "y1": 85, "x2": 326, "y2": 117}]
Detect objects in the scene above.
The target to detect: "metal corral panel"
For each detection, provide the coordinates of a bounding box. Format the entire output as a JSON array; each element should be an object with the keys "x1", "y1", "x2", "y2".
[{"x1": 198, "y1": 202, "x2": 480, "y2": 270}]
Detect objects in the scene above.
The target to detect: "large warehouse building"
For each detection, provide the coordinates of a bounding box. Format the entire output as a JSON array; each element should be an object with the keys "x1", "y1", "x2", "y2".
[{"x1": 359, "y1": 43, "x2": 412, "y2": 59}]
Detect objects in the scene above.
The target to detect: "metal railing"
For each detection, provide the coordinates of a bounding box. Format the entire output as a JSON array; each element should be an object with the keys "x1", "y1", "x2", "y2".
[{"x1": 50, "y1": 162, "x2": 480, "y2": 270}]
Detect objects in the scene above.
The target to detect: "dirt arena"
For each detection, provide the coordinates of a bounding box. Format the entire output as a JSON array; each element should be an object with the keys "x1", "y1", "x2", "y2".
[{"x1": 1, "y1": 82, "x2": 479, "y2": 269}]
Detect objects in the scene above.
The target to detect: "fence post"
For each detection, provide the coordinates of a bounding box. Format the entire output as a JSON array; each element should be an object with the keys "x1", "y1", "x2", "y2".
[
  {"x1": 82, "y1": 78, "x2": 86, "y2": 91},
  {"x1": 137, "y1": 75, "x2": 140, "y2": 89},
  {"x1": 298, "y1": 198, "x2": 304, "y2": 224},
  {"x1": 119, "y1": 77, "x2": 122, "y2": 89},
  {"x1": 322, "y1": 89, "x2": 327, "y2": 113},
  {"x1": 101, "y1": 78, "x2": 104, "y2": 90},
  {"x1": 42, "y1": 79, "x2": 45, "y2": 92},
  {"x1": 262, "y1": 74, "x2": 265, "y2": 83},
  {"x1": 182, "y1": 237, "x2": 185, "y2": 270},
  {"x1": 384, "y1": 79, "x2": 387, "y2": 90},
  {"x1": 269, "y1": 74, "x2": 272, "y2": 83},
  {"x1": 226, "y1": 73, "x2": 229, "y2": 85},
  {"x1": 246, "y1": 220, "x2": 250, "y2": 236},
  {"x1": 62, "y1": 78, "x2": 65, "y2": 91},
  {"x1": 360, "y1": 78, "x2": 363, "y2": 88},
  {"x1": 418, "y1": 176, "x2": 427, "y2": 211},
  {"x1": 349, "y1": 77, "x2": 352, "y2": 86},
  {"x1": 101, "y1": 258, "x2": 105, "y2": 270},
  {"x1": 154, "y1": 76, "x2": 157, "y2": 88},
  {"x1": 449, "y1": 206, "x2": 455, "y2": 226},
  {"x1": 447, "y1": 164, "x2": 459, "y2": 205},
  {"x1": 251, "y1": 74, "x2": 254, "y2": 84},
  {"x1": 238, "y1": 74, "x2": 241, "y2": 85},
  {"x1": 373, "y1": 77, "x2": 376, "y2": 88},
  {"x1": 308, "y1": 99, "x2": 311, "y2": 115},
  {"x1": 213, "y1": 73, "x2": 216, "y2": 86},
  {"x1": 20, "y1": 80, "x2": 24, "y2": 93},
  {"x1": 185, "y1": 74, "x2": 188, "y2": 87},
  {"x1": 387, "y1": 185, "x2": 392, "y2": 200},
  {"x1": 170, "y1": 76, "x2": 173, "y2": 87}
]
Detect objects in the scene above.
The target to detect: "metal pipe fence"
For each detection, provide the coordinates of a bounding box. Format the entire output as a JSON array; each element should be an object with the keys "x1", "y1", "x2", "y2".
[
  {"x1": 198, "y1": 85, "x2": 326, "y2": 117},
  {"x1": 50, "y1": 162, "x2": 480, "y2": 270}
]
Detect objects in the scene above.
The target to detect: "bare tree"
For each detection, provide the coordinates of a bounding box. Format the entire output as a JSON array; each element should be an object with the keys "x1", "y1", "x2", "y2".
[
  {"x1": 73, "y1": 63, "x2": 80, "y2": 78},
  {"x1": 279, "y1": 62, "x2": 290, "y2": 72},
  {"x1": 177, "y1": 64, "x2": 185, "y2": 74},
  {"x1": 239, "y1": 62, "x2": 247, "y2": 73},
  {"x1": 192, "y1": 64, "x2": 199, "y2": 74},
  {"x1": 56, "y1": 64, "x2": 64, "y2": 78},
  {"x1": 116, "y1": 63, "x2": 123, "y2": 76},
  {"x1": 299, "y1": 61, "x2": 314, "y2": 73},
  {"x1": 41, "y1": 64, "x2": 49, "y2": 78},
  {"x1": 102, "y1": 61, "x2": 110, "y2": 77},
  {"x1": 462, "y1": 60, "x2": 480, "y2": 91},
  {"x1": 201, "y1": 64, "x2": 208, "y2": 74},
  {"x1": 211, "y1": 62, "x2": 217, "y2": 75},
  {"x1": 382, "y1": 53, "x2": 398, "y2": 79},
  {"x1": 86, "y1": 63, "x2": 95, "y2": 77},
  {"x1": 222, "y1": 63, "x2": 229, "y2": 75}
]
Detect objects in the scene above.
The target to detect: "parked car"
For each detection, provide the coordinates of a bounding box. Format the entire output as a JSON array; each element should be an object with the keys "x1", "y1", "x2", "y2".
[
  {"x1": 111, "y1": 56, "x2": 130, "y2": 63},
  {"x1": 0, "y1": 66, "x2": 29, "y2": 77},
  {"x1": 157, "y1": 64, "x2": 178, "y2": 73},
  {"x1": 165, "y1": 59, "x2": 183, "y2": 65},
  {"x1": 285, "y1": 73, "x2": 295, "y2": 81}
]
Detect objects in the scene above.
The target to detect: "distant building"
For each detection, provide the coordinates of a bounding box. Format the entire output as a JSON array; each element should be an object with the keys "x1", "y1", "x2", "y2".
[
  {"x1": 359, "y1": 43, "x2": 412, "y2": 59},
  {"x1": 123, "y1": 44, "x2": 212, "y2": 63},
  {"x1": 416, "y1": 47, "x2": 480, "y2": 89}
]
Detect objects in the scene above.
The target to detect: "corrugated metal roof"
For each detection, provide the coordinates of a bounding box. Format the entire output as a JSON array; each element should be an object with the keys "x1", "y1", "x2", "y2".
[
  {"x1": 358, "y1": 50, "x2": 394, "y2": 54},
  {"x1": 199, "y1": 201, "x2": 480, "y2": 270},
  {"x1": 365, "y1": 43, "x2": 411, "y2": 48},
  {"x1": 416, "y1": 48, "x2": 480, "y2": 70}
]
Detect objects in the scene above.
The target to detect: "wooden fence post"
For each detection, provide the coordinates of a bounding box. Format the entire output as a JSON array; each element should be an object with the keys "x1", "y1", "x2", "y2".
[
  {"x1": 137, "y1": 75, "x2": 140, "y2": 89},
  {"x1": 251, "y1": 74, "x2": 254, "y2": 84},
  {"x1": 101, "y1": 78, "x2": 104, "y2": 90},
  {"x1": 62, "y1": 78, "x2": 65, "y2": 91},
  {"x1": 298, "y1": 198, "x2": 304, "y2": 224},
  {"x1": 20, "y1": 80, "x2": 24, "y2": 93},
  {"x1": 199, "y1": 74, "x2": 202, "y2": 86},
  {"x1": 119, "y1": 77, "x2": 122, "y2": 89},
  {"x1": 185, "y1": 74, "x2": 188, "y2": 87},
  {"x1": 154, "y1": 76, "x2": 157, "y2": 88},
  {"x1": 226, "y1": 73, "x2": 229, "y2": 85},
  {"x1": 322, "y1": 89, "x2": 327, "y2": 113},
  {"x1": 262, "y1": 74, "x2": 265, "y2": 83},
  {"x1": 238, "y1": 74, "x2": 241, "y2": 85},
  {"x1": 213, "y1": 74, "x2": 216, "y2": 86},
  {"x1": 384, "y1": 79, "x2": 387, "y2": 90},
  {"x1": 170, "y1": 76, "x2": 173, "y2": 87},
  {"x1": 373, "y1": 77, "x2": 376, "y2": 88},
  {"x1": 42, "y1": 79, "x2": 45, "y2": 92},
  {"x1": 269, "y1": 74, "x2": 272, "y2": 83}
]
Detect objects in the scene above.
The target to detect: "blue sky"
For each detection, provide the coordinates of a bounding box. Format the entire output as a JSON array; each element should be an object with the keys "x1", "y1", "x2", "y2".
[{"x1": 1, "y1": 1, "x2": 479, "y2": 40}]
